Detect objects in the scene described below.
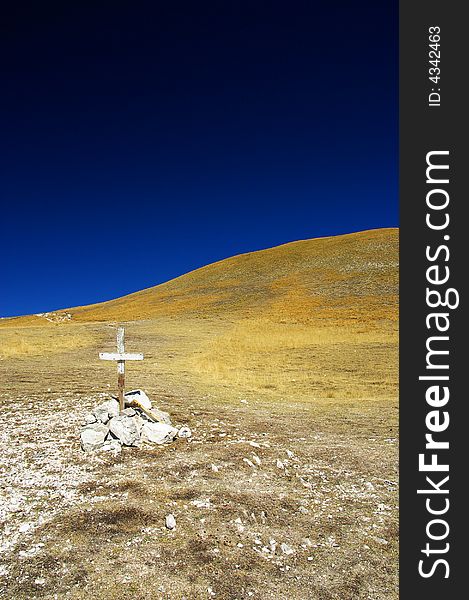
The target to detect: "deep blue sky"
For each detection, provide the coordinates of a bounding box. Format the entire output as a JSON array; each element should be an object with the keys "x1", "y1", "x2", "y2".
[{"x1": 1, "y1": 1, "x2": 397, "y2": 317}]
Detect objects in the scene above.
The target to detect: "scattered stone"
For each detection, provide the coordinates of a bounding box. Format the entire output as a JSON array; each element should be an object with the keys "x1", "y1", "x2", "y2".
[
  {"x1": 234, "y1": 518, "x2": 245, "y2": 533},
  {"x1": 109, "y1": 416, "x2": 140, "y2": 446},
  {"x1": 80, "y1": 423, "x2": 109, "y2": 451},
  {"x1": 191, "y1": 498, "x2": 212, "y2": 509},
  {"x1": 280, "y1": 543, "x2": 295, "y2": 556},
  {"x1": 371, "y1": 536, "x2": 389, "y2": 545},
  {"x1": 178, "y1": 426, "x2": 192, "y2": 438},
  {"x1": 243, "y1": 458, "x2": 256, "y2": 468},
  {"x1": 141, "y1": 422, "x2": 178, "y2": 444},
  {"x1": 211, "y1": 464, "x2": 219, "y2": 472},
  {"x1": 276, "y1": 459, "x2": 285, "y2": 469},
  {"x1": 165, "y1": 514, "x2": 176, "y2": 530}
]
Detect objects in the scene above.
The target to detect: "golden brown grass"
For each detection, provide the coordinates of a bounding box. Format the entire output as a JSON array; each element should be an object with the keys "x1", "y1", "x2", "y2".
[
  {"x1": 0, "y1": 326, "x2": 97, "y2": 359},
  {"x1": 189, "y1": 317, "x2": 397, "y2": 400}
]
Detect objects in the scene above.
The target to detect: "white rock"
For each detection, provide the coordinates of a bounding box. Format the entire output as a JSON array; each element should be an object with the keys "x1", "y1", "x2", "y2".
[
  {"x1": 133, "y1": 414, "x2": 146, "y2": 432},
  {"x1": 178, "y1": 426, "x2": 192, "y2": 438},
  {"x1": 165, "y1": 514, "x2": 176, "y2": 530},
  {"x1": 93, "y1": 399, "x2": 119, "y2": 423},
  {"x1": 109, "y1": 416, "x2": 140, "y2": 446},
  {"x1": 276, "y1": 459, "x2": 285, "y2": 469},
  {"x1": 82, "y1": 413, "x2": 97, "y2": 425},
  {"x1": 80, "y1": 423, "x2": 109, "y2": 451},
  {"x1": 280, "y1": 543, "x2": 295, "y2": 555},
  {"x1": 107, "y1": 398, "x2": 120, "y2": 418},
  {"x1": 191, "y1": 498, "x2": 211, "y2": 509},
  {"x1": 100, "y1": 439, "x2": 122, "y2": 454},
  {"x1": 124, "y1": 389, "x2": 152, "y2": 410},
  {"x1": 151, "y1": 408, "x2": 172, "y2": 425},
  {"x1": 121, "y1": 407, "x2": 136, "y2": 417},
  {"x1": 141, "y1": 422, "x2": 178, "y2": 444},
  {"x1": 252, "y1": 454, "x2": 261, "y2": 465}
]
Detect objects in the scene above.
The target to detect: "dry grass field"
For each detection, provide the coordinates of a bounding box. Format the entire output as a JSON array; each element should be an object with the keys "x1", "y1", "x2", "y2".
[{"x1": 0, "y1": 228, "x2": 398, "y2": 599}]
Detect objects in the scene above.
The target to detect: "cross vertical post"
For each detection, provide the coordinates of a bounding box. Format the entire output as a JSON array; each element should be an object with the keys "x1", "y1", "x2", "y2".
[
  {"x1": 117, "y1": 327, "x2": 125, "y2": 411},
  {"x1": 99, "y1": 326, "x2": 144, "y2": 413}
]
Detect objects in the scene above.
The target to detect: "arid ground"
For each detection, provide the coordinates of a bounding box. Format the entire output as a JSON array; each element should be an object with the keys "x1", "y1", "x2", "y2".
[{"x1": 0, "y1": 229, "x2": 398, "y2": 599}]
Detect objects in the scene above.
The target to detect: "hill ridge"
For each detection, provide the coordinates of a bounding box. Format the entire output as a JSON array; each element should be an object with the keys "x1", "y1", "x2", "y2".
[{"x1": 1, "y1": 227, "x2": 398, "y2": 327}]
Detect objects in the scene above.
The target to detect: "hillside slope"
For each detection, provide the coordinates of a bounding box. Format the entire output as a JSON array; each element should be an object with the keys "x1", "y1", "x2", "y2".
[{"x1": 3, "y1": 228, "x2": 398, "y2": 327}]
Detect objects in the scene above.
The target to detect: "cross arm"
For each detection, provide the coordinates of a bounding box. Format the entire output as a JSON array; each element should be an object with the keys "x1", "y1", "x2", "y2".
[{"x1": 99, "y1": 352, "x2": 144, "y2": 361}]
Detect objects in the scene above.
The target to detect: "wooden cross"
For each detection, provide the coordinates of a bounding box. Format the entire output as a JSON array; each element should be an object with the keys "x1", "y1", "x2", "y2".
[{"x1": 99, "y1": 327, "x2": 144, "y2": 411}]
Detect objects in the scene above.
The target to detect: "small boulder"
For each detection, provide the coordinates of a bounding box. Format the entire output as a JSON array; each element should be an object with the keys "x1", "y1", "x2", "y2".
[
  {"x1": 100, "y1": 439, "x2": 122, "y2": 454},
  {"x1": 82, "y1": 413, "x2": 97, "y2": 425},
  {"x1": 178, "y1": 426, "x2": 192, "y2": 438},
  {"x1": 133, "y1": 414, "x2": 146, "y2": 432},
  {"x1": 141, "y1": 422, "x2": 178, "y2": 444},
  {"x1": 280, "y1": 543, "x2": 295, "y2": 556},
  {"x1": 165, "y1": 514, "x2": 176, "y2": 530},
  {"x1": 81, "y1": 423, "x2": 109, "y2": 451},
  {"x1": 150, "y1": 408, "x2": 172, "y2": 425},
  {"x1": 124, "y1": 389, "x2": 152, "y2": 410},
  {"x1": 93, "y1": 399, "x2": 119, "y2": 424},
  {"x1": 109, "y1": 415, "x2": 140, "y2": 446},
  {"x1": 121, "y1": 407, "x2": 136, "y2": 417}
]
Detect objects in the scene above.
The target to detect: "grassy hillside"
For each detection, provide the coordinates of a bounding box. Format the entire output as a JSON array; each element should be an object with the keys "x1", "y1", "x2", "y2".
[{"x1": 1, "y1": 227, "x2": 398, "y2": 328}]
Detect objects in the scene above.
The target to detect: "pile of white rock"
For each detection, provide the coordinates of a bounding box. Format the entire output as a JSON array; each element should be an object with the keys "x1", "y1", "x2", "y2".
[{"x1": 80, "y1": 389, "x2": 191, "y2": 453}]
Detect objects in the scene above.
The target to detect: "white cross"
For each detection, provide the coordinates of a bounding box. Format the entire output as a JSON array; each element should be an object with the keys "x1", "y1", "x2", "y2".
[{"x1": 99, "y1": 327, "x2": 144, "y2": 411}]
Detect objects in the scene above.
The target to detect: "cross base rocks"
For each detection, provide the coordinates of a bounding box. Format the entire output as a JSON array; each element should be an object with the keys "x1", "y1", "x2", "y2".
[{"x1": 80, "y1": 389, "x2": 191, "y2": 452}]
